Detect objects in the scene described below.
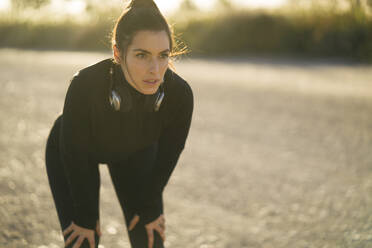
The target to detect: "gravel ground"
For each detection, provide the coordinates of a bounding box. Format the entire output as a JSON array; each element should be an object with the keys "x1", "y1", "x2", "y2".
[{"x1": 0, "y1": 49, "x2": 371, "y2": 248}]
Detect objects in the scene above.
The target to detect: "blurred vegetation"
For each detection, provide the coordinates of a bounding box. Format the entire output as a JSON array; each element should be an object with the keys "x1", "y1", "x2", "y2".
[
  {"x1": 173, "y1": 0, "x2": 372, "y2": 61},
  {"x1": 0, "y1": 0, "x2": 371, "y2": 62},
  {"x1": 0, "y1": 16, "x2": 114, "y2": 51},
  {"x1": 10, "y1": 0, "x2": 50, "y2": 9}
]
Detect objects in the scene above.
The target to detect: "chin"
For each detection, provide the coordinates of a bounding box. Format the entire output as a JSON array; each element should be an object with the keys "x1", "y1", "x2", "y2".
[{"x1": 141, "y1": 86, "x2": 159, "y2": 95}]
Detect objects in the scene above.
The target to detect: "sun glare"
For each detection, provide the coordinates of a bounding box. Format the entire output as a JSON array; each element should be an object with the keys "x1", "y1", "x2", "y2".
[
  {"x1": 0, "y1": 0, "x2": 288, "y2": 13},
  {"x1": 49, "y1": 0, "x2": 86, "y2": 15},
  {"x1": 155, "y1": 0, "x2": 287, "y2": 14},
  {"x1": 242, "y1": 0, "x2": 287, "y2": 8},
  {"x1": 0, "y1": 0, "x2": 10, "y2": 10}
]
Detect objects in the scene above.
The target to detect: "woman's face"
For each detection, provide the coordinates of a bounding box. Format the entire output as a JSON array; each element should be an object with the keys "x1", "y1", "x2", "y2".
[{"x1": 115, "y1": 30, "x2": 170, "y2": 95}]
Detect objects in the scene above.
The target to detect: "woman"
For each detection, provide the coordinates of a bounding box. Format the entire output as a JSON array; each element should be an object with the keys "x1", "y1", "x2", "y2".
[{"x1": 44, "y1": 0, "x2": 194, "y2": 247}]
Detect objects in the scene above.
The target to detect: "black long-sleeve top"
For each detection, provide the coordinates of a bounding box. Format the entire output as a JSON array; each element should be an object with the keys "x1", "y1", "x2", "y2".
[{"x1": 57, "y1": 58, "x2": 194, "y2": 230}]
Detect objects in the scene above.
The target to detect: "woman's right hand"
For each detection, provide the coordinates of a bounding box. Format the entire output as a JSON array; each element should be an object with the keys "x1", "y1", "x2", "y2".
[{"x1": 63, "y1": 221, "x2": 95, "y2": 248}]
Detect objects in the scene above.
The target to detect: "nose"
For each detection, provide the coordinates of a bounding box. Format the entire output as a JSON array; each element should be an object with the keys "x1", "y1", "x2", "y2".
[{"x1": 149, "y1": 57, "x2": 159, "y2": 74}]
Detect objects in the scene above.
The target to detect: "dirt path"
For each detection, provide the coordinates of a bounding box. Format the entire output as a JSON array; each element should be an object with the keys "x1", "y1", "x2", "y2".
[{"x1": 0, "y1": 49, "x2": 371, "y2": 248}]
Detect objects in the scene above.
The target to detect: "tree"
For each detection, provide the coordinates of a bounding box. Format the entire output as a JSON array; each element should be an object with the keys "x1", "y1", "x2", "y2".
[
  {"x1": 179, "y1": 0, "x2": 198, "y2": 12},
  {"x1": 350, "y1": 0, "x2": 361, "y2": 9},
  {"x1": 215, "y1": 0, "x2": 234, "y2": 10},
  {"x1": 217, "y1": 0, "x2": 232, "y2": 8},
  {"x1": 11, "y1": 0, "x2": 50, "y2": 9}
]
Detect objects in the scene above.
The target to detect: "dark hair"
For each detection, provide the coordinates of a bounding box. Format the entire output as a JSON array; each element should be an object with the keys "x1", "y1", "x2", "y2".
[{"x1": 111, "y1": 0, "x2": 187, "y2": 65}]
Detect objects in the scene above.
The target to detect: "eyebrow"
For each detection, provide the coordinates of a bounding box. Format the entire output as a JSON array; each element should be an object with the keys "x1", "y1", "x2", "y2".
[{"x1": 132, "y1": 48, "x2": 170, "y2": 54}]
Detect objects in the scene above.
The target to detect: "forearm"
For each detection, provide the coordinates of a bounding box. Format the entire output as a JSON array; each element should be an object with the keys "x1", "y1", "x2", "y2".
[
  {"x1": 59, "y1": 73, "x2": 100, "y2": 230},
  {"x1": 135, "y1": 144, "x2": 183, "y2": 224},
  {"x1": 59, "y1": 145, "x2": 101, "y2": 229},
  {"x1": 134, "y1": 80, "x2": 194, "y2": 224}
]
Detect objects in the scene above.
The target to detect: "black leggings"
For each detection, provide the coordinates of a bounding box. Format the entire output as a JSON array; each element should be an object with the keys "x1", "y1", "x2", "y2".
[{"x1": 45, "y1": 118, "x2": 164, "y2": 248}]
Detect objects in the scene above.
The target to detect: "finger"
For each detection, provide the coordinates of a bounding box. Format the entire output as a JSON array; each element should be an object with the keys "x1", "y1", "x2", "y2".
[
  {"x1": 64, "y1": 231, "x2": 78, "y2": 247},
  {"x1": 147, "y1": 228, "x2": 154, "y2": 248},
  {"x1": 159, "y1": 216, "x2": 166, "y2": 227},
  {"x1": 159, "y1": 223, "x2": 166, "y2": 230},
  {"x1": 129, "y1": 215, "x2": 140, "y2": 231},
  {"x1": 63, "y1": 223, "x2": 73, "y2": 236},
  {"x1": 89, "y1": 236, "x2": 95, "y2": 248},
  {"x1": 71, "y1": 236, "x2": 84, "y2": 248},
  {"x1": 155, "y1": 226, "x2": 166, "y2": 242}
]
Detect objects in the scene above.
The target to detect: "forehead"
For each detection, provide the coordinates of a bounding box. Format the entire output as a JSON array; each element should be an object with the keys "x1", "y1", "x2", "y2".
[{"x1": 130, "y1": 30, "x2": 170, "y2": 53}]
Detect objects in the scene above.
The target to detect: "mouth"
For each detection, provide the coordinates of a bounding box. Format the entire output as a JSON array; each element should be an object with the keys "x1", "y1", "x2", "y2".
[{"x1": 143, "y1": 79, "x2": 159, "y2": 85}]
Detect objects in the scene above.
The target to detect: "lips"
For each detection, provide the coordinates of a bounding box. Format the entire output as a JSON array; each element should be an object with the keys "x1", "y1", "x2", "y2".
[{"x1": 143, "y1": 79, "x2": 159, "y2": 84}]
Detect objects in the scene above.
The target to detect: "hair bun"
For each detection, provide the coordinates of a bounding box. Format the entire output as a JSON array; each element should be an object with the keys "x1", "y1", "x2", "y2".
[{"x1": 129, "y1": 0, "x2": 159, "y2": 10}]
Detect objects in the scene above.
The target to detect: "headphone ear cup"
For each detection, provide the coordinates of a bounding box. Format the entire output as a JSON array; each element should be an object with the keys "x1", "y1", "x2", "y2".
[
  {"x1": 154, "y1": 90, "x2": 164, "y2": 112},
  {"x1": 143, "y1": 85, "x2": 164, "y2": 112},
  {"x1": 115, "y1": 84, "x2": 133, "y2": 112}
]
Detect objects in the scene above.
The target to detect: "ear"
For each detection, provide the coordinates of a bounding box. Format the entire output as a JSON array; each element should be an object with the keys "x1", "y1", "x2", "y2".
[{"x1": 113, "y1": 44, "x2": 122, "y2": 64}]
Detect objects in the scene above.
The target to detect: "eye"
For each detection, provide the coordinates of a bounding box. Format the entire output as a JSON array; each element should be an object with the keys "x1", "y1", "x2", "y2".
[
  {"x1": 136, "y1": 53, "x2": 146, "y2": 59},
  {"x1": 160, "y1": 53, "x2": 169, "y2": 59}
]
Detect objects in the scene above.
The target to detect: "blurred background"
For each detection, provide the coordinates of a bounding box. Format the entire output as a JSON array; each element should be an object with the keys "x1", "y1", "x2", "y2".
[
  {"x1": 0, "y1": 0, "x2": 372, "y2": 61},
  {"x1": 0, "y1": 0, "x2": 372, "y2": 248}
]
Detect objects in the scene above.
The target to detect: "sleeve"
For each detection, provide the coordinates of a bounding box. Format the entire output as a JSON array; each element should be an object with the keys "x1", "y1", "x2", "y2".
[
  {"x1": 135, "y1": 83, "x2": 194, "y2": 224},
  {"x1": 59, "y1": 73, "x2": 100, "y2": 230}
]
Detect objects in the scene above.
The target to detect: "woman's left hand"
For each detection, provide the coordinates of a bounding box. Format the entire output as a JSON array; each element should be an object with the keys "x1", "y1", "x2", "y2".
[{"x1": 128, "y1": 214, "x2": 166, "y2": 248}]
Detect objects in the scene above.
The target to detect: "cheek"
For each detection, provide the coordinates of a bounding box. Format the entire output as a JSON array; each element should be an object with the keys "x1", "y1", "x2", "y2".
[
  {"x1": 160, "y1": 61, "x2": 169, "y2": 73},
  {"x1": 128, "y1": 59, "x2": 146, "y2": 77},
  {"x1": 162, "y1": 60, "x2": 169, "y2": 68}
]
